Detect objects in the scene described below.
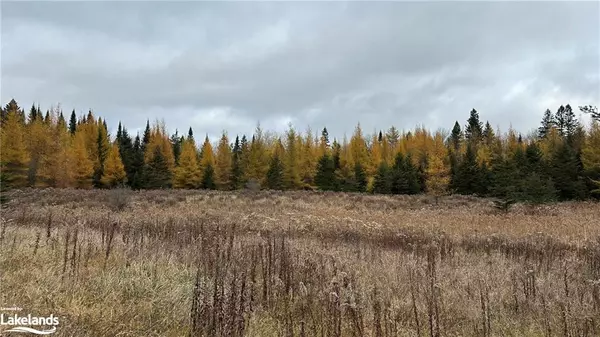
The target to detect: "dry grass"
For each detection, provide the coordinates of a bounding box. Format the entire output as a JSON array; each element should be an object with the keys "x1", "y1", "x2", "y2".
[{"x1": 1, "y1": 188, "x2": 599, "y2": 336}]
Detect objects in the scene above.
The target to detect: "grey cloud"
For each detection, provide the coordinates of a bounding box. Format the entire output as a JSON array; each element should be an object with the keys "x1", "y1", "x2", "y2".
[{"x1": 1, "y1": 1, "x2": 598, "y2": 141}]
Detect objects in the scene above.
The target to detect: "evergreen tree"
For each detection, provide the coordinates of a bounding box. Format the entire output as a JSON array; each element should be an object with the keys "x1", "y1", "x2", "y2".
[
  {"x1": 550, "y1": 142, "x2": 587, "y2": 200},
  {"x1": 266, "y1": 151, "x2": 284, "y2": 190},
  {"x1": 483, "y1": 121, "x2": 495, "y2": 146},
  {"x1": 93, "y1": 121, "x2": 110, "y2": 187},
  {"x1": 117, "y1": 126, "x2": 135, "y2": 186},
  {"x1": 579, "y1": 105, "x2": 599, "y2": 122},
  {"x1": 69, "y1": 110, "x2": 77, "y2": 135},
  {"x1": 230, "y1": 135, "x2": 244, "y2": 189},
  {"x1": 449, "y1": 121, "x2": 463, "y2": 152},
  {"x1": 372, "y1": 162, "x2": 393, "y2": 194},
  {"x1": 215, "y1": 132, "x2": 233, "y2": 189},
  {"x1": 538, "y1": 109, "x2": 555, "y2": 139},
  {"x1": 453, "y1": 144, "x2": 484, "y2": 195},
  {"x1": 465, "y1": 108, "x2": 483, "y2": 144},
  {"x1": 130, "y1": 135, "x2": 146, "y2": 189},
  {"x1": 201, "y1": 164, "x2": 216, "y2": 190},
  {"x1": 314, "y1": 154, "x2": 337, "y2": 191},
  {"x1": 170, "y1": 130, "x2": 183, "y2": 165},
  {"x1": 73, "y1": 131, "x2": 94, "y2": 189},
  {"x1": 187, "y1": 127, "x2": 194, "y2": 141},
  {"x1": 145, "y1": 146, "x2": 172, "y2": 189},
  {"x1": 142, "y1": 120, "x2": 151, "y2": 151},
  {"x1": 353, "y1": 162, "x2": 367, "y2": 192}
]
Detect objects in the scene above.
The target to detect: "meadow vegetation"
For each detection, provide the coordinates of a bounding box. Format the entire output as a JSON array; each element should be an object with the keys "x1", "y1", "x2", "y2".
[{"x1": 1, "y1": 188, "x2": 599, "y2": 337}]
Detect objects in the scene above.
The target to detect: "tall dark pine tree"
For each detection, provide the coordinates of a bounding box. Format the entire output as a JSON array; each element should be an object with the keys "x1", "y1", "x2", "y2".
[
  {"x1": 449, "y1": 121, "x2": 463, "y2": 152},
  {"x1": 145, "y1": 146, "x2": 171, "y2": 189},
  {"x1": 321, "y1": 127, "x2": 330, "y2": 148},
  {"x1": 353, "y1": 162, "x2": 368, "y2": 192},
  {"x1": 130, "y1": 135, "x2": 146, "y2": 189},
  {"x1": 483, "y1": 121, "x2": 495, "y2": 146},
  {"x1": 28, "y1": 103, "x2": 38, "y2": 123},
  {"x1": 201, "y1": 164, "x2": 216, "y2": 190},
  {"x1": 230, "y1": 135, "x2": 243, "y2": 189},
  {"x1": 69, "y1": 110, "x2": 77, "y2": 135},
  {"x1": 538, "y1": 109, "x2": 555, "y2": 139},
  {"x1": 315, "y1": 154, "x2": 337, "y2": 191},
  {"x1": 372, "y1": 162, "x2": 392, "y2": 194},
  {"x1": 390, "y1": 153, "x2": 421, "y2": 195},
  {"x1": 465, "y1": 109, "x2": 483, "y2": 144},
  {"x1": 117, "y1": 124, "x2": 135, "y2": 187},
  {"x1": 378, "y1": 131, "x2": 383, "y2": 143},
  {"x1": 142, "y1": 120, "x2": 151, "y2": 151},
  {"x1": 453, "y1": 143, "x2": 484, "y2": 195},
  {"x1": 266, "y1": 152, "x2": 284, "y2": 190},
  {"x1": 187, "y1": 127, "x2": 194, "y2": 141},
  {"x1": 170, "y1": 130, "x2": 183, "y2": 165},
  {"x1": 550, "y1": 142, "x2": 587, "y2": 200},
  {"x1": 332, "y1": 140, "x2": 341, "y2": 170}
]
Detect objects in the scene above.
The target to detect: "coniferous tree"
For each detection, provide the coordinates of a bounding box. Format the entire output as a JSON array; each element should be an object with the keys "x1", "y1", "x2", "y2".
[
  {"x1": 579, "y1": 105, "x2": 599, "y2": 122},
  {"x1": 453, "y1": 143, "x2": 484, "y2": 195},
  {"x1": 130, "y1": 135, "x2": 146, "y2": 189},
  {"x1": 215, "y1": 132, "x2": 233, "y2": 190},
  {"x1": 100, "y1": 143, "x2": 127, "y2": 187},
  {"x1": 538, "y1": 109, "x2": 555, "y2": 139},
  {"x1": 314, "y1": 154, "x2": 337, "y2": 191},
  {"x1": 73, "y1": 131, "x2": 94, "y2": 189},
  {"x1": 465, "y1": 109, "x2": 483, "y2": 144},
  {"x1": 353, "y1": 162, "x2": 367, "y2": 192},
  {"x1": 69, "y1": 110, "x2": 77, "y2": 135},
  {"x1": 550, "y1": 142, "x2": 587, "y2": 200},
  {"x1": 372, "y1": 162, "x2": 393, "y2": 194},
  {"x1": 230, "y1": 135, "x2": 244, "y2": 189},
  {"x1": 0, "y1": 108, "x2": 29, "y2": 187},
  {"x1": 93, "y1": 121, "x2": 110, "y2": 187},
  {"x1": 170, "y1": 130, "x2": 183, "y2": 165},
  {"x1": 266, "y1": 151, "x2": 284, "y2": 190},
  {"x1": 116, "y1": 126, "x2": 135, "y2": 186},
  {"x1": 173, "y1": 139, "x2": 201, "y2": 189},
  {"x1": 145, "y1": 146, "x2": 172, "y2": 189},
  {"x1": 201, "y1": 164, "x2": 216, "y2": 190}
]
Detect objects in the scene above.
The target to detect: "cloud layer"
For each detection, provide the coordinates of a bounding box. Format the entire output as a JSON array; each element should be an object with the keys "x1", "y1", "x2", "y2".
[{"x1": 2, "y1": 1, "x2": 598, "y2": 140}]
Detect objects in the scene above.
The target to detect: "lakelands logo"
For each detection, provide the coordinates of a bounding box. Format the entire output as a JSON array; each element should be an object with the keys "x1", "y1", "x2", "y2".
[{"x1": 0, "y1": 308, "x2": 59, "y2": 335}]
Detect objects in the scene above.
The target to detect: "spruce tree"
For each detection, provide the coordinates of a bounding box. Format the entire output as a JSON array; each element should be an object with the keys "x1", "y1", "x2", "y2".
[
  {"x1": 538, "y1": 109, "x2": 555, "y2": 139},
  {"x1": 453, "y1": 144, "x2": 483, "y2": 195},
  {"x1": 69, "y1": 110, "x2": 77, "y2": 135},
  {"x1": 144, "y1": 146, "x2": 172, "y2": 189},
  {"x1": 353, "y1": 162, "x2": 367, "y2": 192},
  {"x1": 550, "y1": 142, "x2": 587, "y2": 200},
  {"x1": 579, "y1": 105, "x2": 599, "y2": 122},
  {"x1": 266, "y1": 152, "x2": 284, "y2": 190},
  {"x1": 449, "y1": 121, "x2": 463, "y2": 152},
  {"x1": 201, "y1": 164, "x2": 216, "y2": 190},
  {"x1": 315, "y1": 154, "x2": 337, "y2": 191},
  {"x1": 372, "y1": 162, "x2": 393, "y2": 194},
  {"x1": 230, "y1": 135, "x2": 244, "y2": 189},
  {"x1": 130, "y1": 135, "x2": 146, "y2": 189},
  {"x1": 465, "y1": 109, "x2": 483, "y2": 144}
]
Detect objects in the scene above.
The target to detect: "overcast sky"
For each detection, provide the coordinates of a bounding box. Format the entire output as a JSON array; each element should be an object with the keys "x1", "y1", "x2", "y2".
[{"x1": 1, "y1": 1, "x2": 599, "y2": 141}]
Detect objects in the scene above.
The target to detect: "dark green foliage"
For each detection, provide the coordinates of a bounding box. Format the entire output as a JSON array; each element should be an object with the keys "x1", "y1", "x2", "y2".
[
  {"x1": 538, "y1": 109, "x2": 555, "y2": 139},
  {"x1": 187, "y1": 127, "x2": 194, "y2": 141},
  {"x1": 390, "y1": 153, "x2": 421, "y2": 195},
  {"x1": 130, "y1": 135, "x2": 146, "y2": 190},
  {"x1": 201, "y1": 164, "x2": 216, "y2": 190},
  {"x1": 520, "y1": 173, "x2": 557, "y2": 204},
  {"x1": 315, "y1": 154, "x2": 337, "y2": 191},
  {"x1": 69, "y1": 110, "x2": 77, "y2": 134},
  {"x1": 144, "y1": 146, "x2": 171, "y2": 189},
  {"x1": 449, "y1": 121, "x2": 462, "y2": 152},
  {"x1": 170, "y1": 131, "x2": 183, "y2": 165},
  {"x1": 579, "y1": 105, "x2": 599, "y2": 122},
  {"x1": 550, "y1": 143, "x2": 588, "y2": 200},
  {"x1": 117, "y1": 126, "x2": 136, "y2": 187},
  {"x1": 0, "y1": 168, "x2": 11, "y2": 206},
  {"x1": 353, "y1": 162, "x2": 367, "y2": 193},
  {"x1": 452, "y1": 144, "x2": 486, "y2": 195},
  {"x1": 230, "y1": 136, "x2": 244, "y2": 189},
  {"x1": 332, "y1": 141, "x2": 341, "y2": 170},
  {"x1": 142, "y1": 120, "x2": 151, "y2": 150},
  {"x1": 555, "y1": 104, "x2": 578, "y2": 138},
  {"x1": 465, "y1": 109, "x2": 483, "y2": 143},
  {"x1": 372, "y1": 162, "x2": 393, "y2": 194},
  {"x1": 266, "y1": 153, "x2": 284, "y2": 190}
]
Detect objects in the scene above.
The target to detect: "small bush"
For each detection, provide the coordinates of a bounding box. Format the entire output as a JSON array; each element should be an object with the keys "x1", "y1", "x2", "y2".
[
  {"x1": 245, "y1": 178, "x2": 261, "y2": 192},
  {"x1": 108, "y1": 187, "x2": 131, "y2": 212}
]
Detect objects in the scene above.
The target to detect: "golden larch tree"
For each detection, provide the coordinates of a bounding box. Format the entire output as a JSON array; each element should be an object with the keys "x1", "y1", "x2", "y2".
[
  {"x1": 582, "y1": 120, "x2": 600, "y2": 173},
  {"x1": 173, "y1": 138, "x2": 201, "y2": 189},
  {"x1": 0, "y1": 109, "x2": 30, "y2": 187},
  {"x1": 72, "y1": 130, "x2": 94, "y2": 188},
  {"x1": 215, "y1": 131, "x2": 233, "y2": 189},
  {"x1": 101, "y1": 142, "x2": 127, "y2": 187}
]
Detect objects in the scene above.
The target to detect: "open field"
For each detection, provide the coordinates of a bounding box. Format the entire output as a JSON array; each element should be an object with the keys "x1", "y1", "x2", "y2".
[{"x1": 1, "y1": 189, "x2": 599, "y2": 337}]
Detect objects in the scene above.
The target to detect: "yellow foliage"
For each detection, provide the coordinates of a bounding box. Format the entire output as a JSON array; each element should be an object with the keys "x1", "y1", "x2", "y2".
[
  {"x1": 215, "y1": 132, "x2": 233, "y2": 189},
  {"x1": 73, "y1": 130, "x2": 94, "y2": 188},
  {"x1": 0, "y1": 110, "x2": 29, "y2": 186},
  {"x1": 101, "y1": 142, "x2": 127, "y2": 187},
  {"x1": 582, "y1": 120, "x2": 600, "y2": 172},
  {"x1": 173, "y1": 139, "x2": 201, "y2": 189}
]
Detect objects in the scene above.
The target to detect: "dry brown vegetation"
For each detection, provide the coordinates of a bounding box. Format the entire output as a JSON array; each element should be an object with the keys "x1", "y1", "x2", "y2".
[{"x1": 1, "y1": 188, "x2": 599, "y2": 337}]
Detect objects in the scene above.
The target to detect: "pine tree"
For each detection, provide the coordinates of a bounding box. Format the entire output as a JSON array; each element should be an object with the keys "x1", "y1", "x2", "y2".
[
  {"x1": 69, "y1": 110, "x2": 77, "y2": 135},
  {"x1": 116, "y1": 126, "x2": 135, "y2": 187},
  {"x1": 100, "y1": 142, "x2": 127, "y2": 187},
  {"x1": 453, "y1": 143, "x2": 484, "y2": 195},
  {"x1": 170, "y1": 130, "x2": 183, "y2": 165},
  {"x1": 579, "y1": 105, "x2": 599, "y2": 122},
  {"x1": 283, "y1": 125, "x2": 301, "y2": 189},
  {"x1": 173, "y1": 139, "x2": 201, "y2": 189},
  {"x1": 372, "y1": 162, "x2": 393, "y2": 194},
  {"x1": 538, "y1": 109, "x2": 555, "y2": 139},
  {"x1": 145, "y1": 146, "x2": 172, "y2": 189},
  {"x1": 550, "y1": 142, "x2": 587, "y2": 200},
  {"x1": 465, "y1": 108, "x2": 483, "y2": 144},
  {"x1": 201, "y1": 164, "x2": 216, "y2": 190},
  {"x1": 130, "y1": 135, "x2": 146, "y2": 189},
  {"x1": 353, "y1": 162, "x2": 367, "y2": 192},
  {"x1": 449, "y1": 121, "x2": 463, "y2": 152},
  {"x1": 93, "y1": 120, "x2": 110, "y2": 187},
  {"x1": 314, "y1": 154, "x2": 337, "y2": 191},
  {"x1": 266, "y1": 146, "x2": 284, "y2": 190},
  {"x1": 230, "y1": 135, "x2": 244, "y2": 189}
]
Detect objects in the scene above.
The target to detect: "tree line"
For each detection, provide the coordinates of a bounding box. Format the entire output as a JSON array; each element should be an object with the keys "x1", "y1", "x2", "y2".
[{"x1": 1, "y1": 99, "x2": 599, "y2": 203}]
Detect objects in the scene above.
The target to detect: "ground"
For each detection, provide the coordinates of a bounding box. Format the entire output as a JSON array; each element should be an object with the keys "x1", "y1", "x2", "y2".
[{"x1": 0, "y1": 189, "x2": 599, "y2": 337}]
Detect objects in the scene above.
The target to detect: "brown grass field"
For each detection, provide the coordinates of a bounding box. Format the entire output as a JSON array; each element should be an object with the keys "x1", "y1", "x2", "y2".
[{"x1": 1, "y1": 189, "x2": 599, "y2": 337}]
